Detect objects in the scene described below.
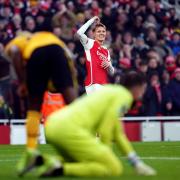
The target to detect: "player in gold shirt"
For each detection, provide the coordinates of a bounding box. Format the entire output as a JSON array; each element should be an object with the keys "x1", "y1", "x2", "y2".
[{"x1": 5, "y1": 31, "x2": 77, "y2": 176}]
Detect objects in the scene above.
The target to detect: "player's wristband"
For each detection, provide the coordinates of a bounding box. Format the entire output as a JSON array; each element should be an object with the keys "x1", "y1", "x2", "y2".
[{"x1": 128, "y1": 152, "x2": 141, "y2": 166}]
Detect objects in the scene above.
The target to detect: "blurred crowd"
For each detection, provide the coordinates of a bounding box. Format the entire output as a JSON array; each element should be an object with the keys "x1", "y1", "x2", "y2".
[{"x1": 0, "y1": 0, "x2": 180, "y2": 118}]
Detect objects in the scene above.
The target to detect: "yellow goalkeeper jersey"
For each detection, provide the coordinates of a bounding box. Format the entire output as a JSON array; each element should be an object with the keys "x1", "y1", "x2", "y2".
[{"x1": 47, "y1": 85, "x2": 134, "y2": 154}]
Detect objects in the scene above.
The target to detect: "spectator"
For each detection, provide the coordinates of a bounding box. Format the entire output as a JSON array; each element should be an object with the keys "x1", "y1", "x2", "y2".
[
  {"x1": 166, "y1": 68, "x2": 180, "y2": 115},
  {"x1": 52, "y1": 26, "x2": 62, "y2": 38},
  {"x1": 119, "y1": 57, "x2": 131, "y2": 73},
  {"x1": 143, "y1": 72, "x2": 163, "y2": 116},
  {"x1": 147, "y1": 57, "x2": 164, "y2": 81},
  {"x1": 101, "y1": 6, "x2": 113, "y2": 28},
  {"x1": 165, "y1": 55, "x2": 177, "y2": 76},
  {"x1": 0, "y1": 18, "x2": 12, "y2": 44},
  {"x1": 161, "y1": 70, "x2": 171, "y2": 115},
  {"x1": 155, "y1": 35, "x2": 172, "y2": 59},
  {"x1": 129, "y1": 0, "x2": 141, "y2": 19},
  {"x1": 145, "y1": 28, "x2": 158, "y2": 47},
  {"x1": 76, "y1": 55, "x2": 86, "y2": 95},
  {"x1": 161, "y1": 27, "x2": 171, "y2": 41},
  {"x1": 0, "y1": 0, "x2": 180, "y2": 117},
  {"x1": 168, "y1": 7, "x2": 179, "y2": 28},
  {"x1": 24, "y1": 16, "x2": 36, "y2": 32},
  {"x1": 120, "y1": 44, "x2": 132, "y2": 60},
  {"x1": 0, "y1": 43, "x2": 12, "y2": 118},
  {"x1": 132, "y1": 55, "x2": 142, "y2": 71},
  {"x1": 114, "y1": 11, "x2": 128, "y2": 36},
  {"x1": 0, "y1": 95, "x2": 12, "y2": 119},
  {"x1": 132, "y1": 36, "x2": 149, "y2": 59},
  {"x1": 138, "y1": 60, "x2": 148, "y2": 74},
  {"x1": 131, "y1": 15, "x2": 144, "y2": 37},
  {"x1": 122, "y1": 31, "x2": 133, "y2": 45},
  {"x1": 90, "y1": 0, "x2": 101, "y2": 16},
  {"x1": 52, "y1": 4, "x2": 76, "y2": 41},
  {"x1": 0, "y1": 5, "x2": 13, "y2": 21},
  {"x1": 11, "y1": 14, "x2": 22, "y2": 33},
  {"x1": 176, "y1": 53, "x2": 180, "y2": 67},
  {"x1": 167, "y1": 32, "x2": 180, "y2": 56},
  {"x1": 146, "y1": 0, "x2": 157, "y2": 15}
]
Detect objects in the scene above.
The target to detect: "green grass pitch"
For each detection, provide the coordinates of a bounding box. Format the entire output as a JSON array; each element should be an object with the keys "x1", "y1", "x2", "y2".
[{"x1": 0, "y1": 142, "x2": 180, "y2": 180}]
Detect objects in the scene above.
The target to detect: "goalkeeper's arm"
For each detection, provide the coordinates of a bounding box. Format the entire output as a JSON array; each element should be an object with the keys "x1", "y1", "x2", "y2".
[{"x1": 114, "y1": 121, "x2": 156, "y2": 176}]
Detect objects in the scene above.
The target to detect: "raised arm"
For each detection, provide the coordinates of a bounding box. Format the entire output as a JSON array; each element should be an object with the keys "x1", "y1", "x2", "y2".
[
  {"x1": 52, "y1": 4, "x2": 76, "y2": 27},
  {"x1": 76, "y1": 16, "x2": 99, "y2": 49}
]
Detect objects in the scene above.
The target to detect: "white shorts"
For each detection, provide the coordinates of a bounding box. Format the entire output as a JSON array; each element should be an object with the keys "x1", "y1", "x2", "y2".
[{"x1": 85, "y1": 84, "x2": 103, "y2": 94}]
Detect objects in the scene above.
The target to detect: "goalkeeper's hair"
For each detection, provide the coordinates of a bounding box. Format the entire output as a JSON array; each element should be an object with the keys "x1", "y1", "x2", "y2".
[{"x1": 120, "y1": 71, "x2": 147, "y2": 89}]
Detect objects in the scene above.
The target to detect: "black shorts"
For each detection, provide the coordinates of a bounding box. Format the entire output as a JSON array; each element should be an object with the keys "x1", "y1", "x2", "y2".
[{"x1": 26, "y1": 44, "x2": 73, "y2": 97}]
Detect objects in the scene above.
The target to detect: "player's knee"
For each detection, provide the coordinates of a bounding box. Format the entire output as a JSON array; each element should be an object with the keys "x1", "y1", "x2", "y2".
[{"x1": 109, "y1": 161, "x2": 123, "y2": 176}]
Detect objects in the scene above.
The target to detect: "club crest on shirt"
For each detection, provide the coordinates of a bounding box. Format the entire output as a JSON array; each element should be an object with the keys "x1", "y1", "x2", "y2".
[{"x1": 97, "y1": 50, "x2": 108, "y2": 61}]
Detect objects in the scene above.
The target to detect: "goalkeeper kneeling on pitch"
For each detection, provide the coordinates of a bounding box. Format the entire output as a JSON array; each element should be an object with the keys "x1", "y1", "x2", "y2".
[{"x1": 23, "y1": 71, "x2": 156, "y2": 177}]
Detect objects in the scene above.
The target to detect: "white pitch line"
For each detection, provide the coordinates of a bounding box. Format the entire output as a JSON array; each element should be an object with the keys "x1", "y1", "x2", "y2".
[
  {"x1": 121, "y1": 157, "x2": 180, "y2": 160},
  {"x1": 140, "y1": 157, "x2": 180, "y2": 160},
  {"x1": 1, "y1": 157, "x2": 180, "y2": 163},
  {"x1": 0, "y1": 158, "x2": 18, "y2": 162}
]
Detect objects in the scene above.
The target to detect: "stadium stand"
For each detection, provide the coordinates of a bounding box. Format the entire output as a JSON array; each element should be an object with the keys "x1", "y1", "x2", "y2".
[{"x1": 0, "y1": 0, "x2": 180, "y2": 118}]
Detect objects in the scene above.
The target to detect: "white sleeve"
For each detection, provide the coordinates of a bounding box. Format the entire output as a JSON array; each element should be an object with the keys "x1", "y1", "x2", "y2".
[
  {"x1": 76, "y1": 17, "x2": 96, "y2": 50},
  {"x1": 107, "y1": 50, "x2": 115, "y2": 75}
]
